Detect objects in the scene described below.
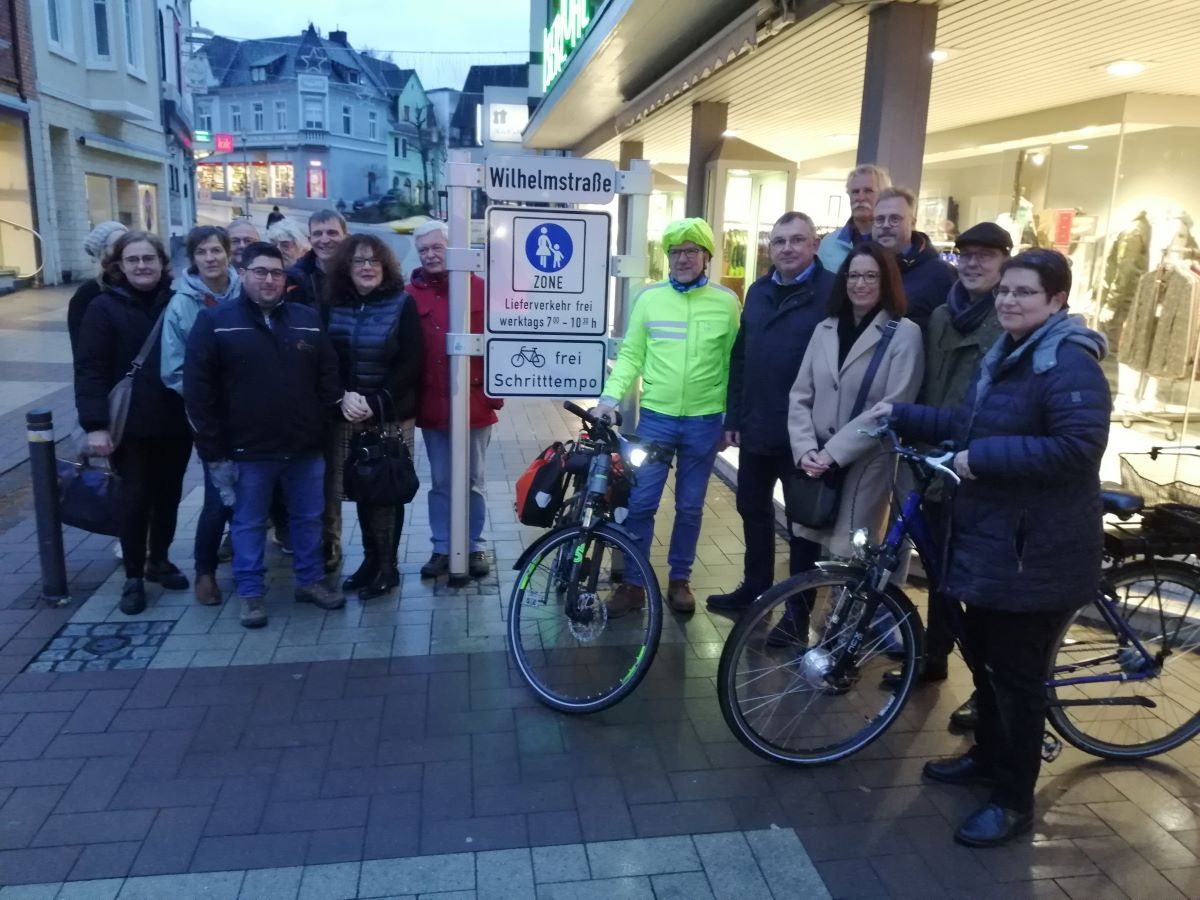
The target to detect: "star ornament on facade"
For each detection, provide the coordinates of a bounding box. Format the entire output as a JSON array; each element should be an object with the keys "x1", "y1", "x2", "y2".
[{"x1": 299, "y1": 47, "x2": 328, "y2": 73}]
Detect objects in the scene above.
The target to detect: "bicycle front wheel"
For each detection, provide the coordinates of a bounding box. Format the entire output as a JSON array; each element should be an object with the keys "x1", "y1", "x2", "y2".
[
  {"x1": 508, "y1": 523, "x2": 662, "y2": 713},
  {"x1": 1048, "y1": 559, "x2": 1200, "y2": 759},
  {"x1": 717, "y1": 564, "x2": 923, "y2": 765}
]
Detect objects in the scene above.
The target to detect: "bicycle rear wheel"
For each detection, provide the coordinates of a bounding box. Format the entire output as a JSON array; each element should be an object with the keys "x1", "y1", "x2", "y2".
[
  {"x1": 1047, "y1": 560, "x2": 1200, "y2": 759},
  {"x1": 717, "y1": 564, "x2": 923, "y2": 765},
  {"x1": 508, "y1": 523, "x2": 662, "y2": 713}
]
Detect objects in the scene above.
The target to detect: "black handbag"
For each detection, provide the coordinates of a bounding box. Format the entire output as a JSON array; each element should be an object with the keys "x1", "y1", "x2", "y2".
[
  {"x1": 784, "y1": 319, "x2": 899, "y2": 530},
  {"x1": 57, "y1": 456, "x2": 125, "y2": 536},
  {"x1": 343, "y1": 429, "x2": 419, "y2": 506}
]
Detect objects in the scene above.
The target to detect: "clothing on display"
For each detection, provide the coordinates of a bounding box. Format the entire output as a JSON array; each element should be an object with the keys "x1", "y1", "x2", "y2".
[
  {"x1": 1099, "y1": 212, "x2": 1151, "y2": 343},
  {"x1": 1120, "y1": 256, "x2": 1200, "y2": 381}
]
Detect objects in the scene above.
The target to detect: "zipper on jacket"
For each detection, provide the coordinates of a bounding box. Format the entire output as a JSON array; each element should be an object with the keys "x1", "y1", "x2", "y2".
[{"x1": 1014, "y1": 510, "x2": 1028, "y2": 573}]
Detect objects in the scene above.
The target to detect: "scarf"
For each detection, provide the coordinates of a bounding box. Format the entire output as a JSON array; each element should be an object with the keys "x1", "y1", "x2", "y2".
[
  {"x1": 946, "y1": 282, "x2": 994, "y2": 334},
  {"x1": 668, "y1": 273, "x2": 708, "y2": 293}
]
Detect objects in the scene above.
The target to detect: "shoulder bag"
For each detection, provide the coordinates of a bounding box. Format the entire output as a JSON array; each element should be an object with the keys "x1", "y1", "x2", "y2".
[
  {"x1": 343, "y1": 428, "x2": 420, "y2": 507},
  {"x1": 784, "y1": 319, "x2": 900, "y2": 529},
  {"x1": 106, "y1": 309, "x2": 166, "y2": 451}
]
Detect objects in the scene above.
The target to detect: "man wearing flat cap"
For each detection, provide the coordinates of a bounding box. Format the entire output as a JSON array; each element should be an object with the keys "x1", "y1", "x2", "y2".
[
  {"x1": 595, "y1": 218, "x2": 741, "y2": 617},
  {"x1": 882, "y1": 220, "x2": 1013, "y2": 730}
]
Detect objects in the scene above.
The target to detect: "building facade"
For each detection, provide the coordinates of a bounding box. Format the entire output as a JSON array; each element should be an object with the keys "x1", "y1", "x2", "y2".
[
  {"x1": 30, "y1": 0, "x2": 171, "y2": 284},
  {"x1": 362, "y1": 58, "x2": 442, "y2": 213},
  {"x1": 157, "y1": 0, "x2": 195, "y2": 251},
  {"x1": 0, "y1": 0, "x2": 38, "y2": 286},
  {"x1": 194, "y1": 26, "x2": 391, "y2": 211},
  {"x1": 450, "y1": 64, "x2": 533, "y2": 217}
]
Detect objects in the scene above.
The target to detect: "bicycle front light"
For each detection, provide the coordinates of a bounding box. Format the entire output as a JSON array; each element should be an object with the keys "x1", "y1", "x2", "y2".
[
  {"x1": 629, "y1": 446, "x2": 648, "y2": 468},
  {"x1": 851, "y1": 527, "x2": 870, "y2": 556}
]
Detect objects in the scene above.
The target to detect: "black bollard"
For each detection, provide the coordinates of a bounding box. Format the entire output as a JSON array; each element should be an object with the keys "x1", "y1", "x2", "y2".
[{"x1": 26, "y1": 410, "x2": 69, "y2": 606}]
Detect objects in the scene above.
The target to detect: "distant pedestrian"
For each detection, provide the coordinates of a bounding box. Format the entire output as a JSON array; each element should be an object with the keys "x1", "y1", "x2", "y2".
[
  {"x1": 817, "y1": 164, "x2": 890, "y2": 274},
  {"x1": 266, "y1": 205, "x2": 285, "y2": 229},
  {"x1": 67, "y1": 221, "x2": 127, "y2": 357},
  {"x1": 410, "y1": 220, "x2": 502, "y2": 579},
  {"x1": 226, "y1": 219, "x2": 260, "y2": 268},
  {"x1": 325, "y1": 235, "x2": 423, "y2": 600},
  {"x1": 161, "y1": 226, "x2": 242, "y2": 607},
  {"x1": 267, "y1": 217, "x2": 309, "y2": 267},
  {"x1": 872, "y1": 186, "x2": 957, "y2": 330},
  {"x1": 75, "y1": 230, "x2": 192, "y2": 616},
  {"x1": 184, "y1": 242, "x2": 346, "y2": 628}
]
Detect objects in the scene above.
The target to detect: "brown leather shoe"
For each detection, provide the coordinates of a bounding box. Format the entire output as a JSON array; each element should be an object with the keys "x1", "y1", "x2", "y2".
[
  {"x1": 194, "y1": 572, "x2": 222, "y2": 606},
  {"x1": 667, "y1": 580, "x2": 695, "y2": 614},
  {"x1": 607, "y1": 583, "x2": 645, "y2": 619}
]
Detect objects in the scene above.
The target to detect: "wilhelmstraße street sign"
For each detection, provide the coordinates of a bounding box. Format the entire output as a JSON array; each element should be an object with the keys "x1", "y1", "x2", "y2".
[
  {"x1": 484, "y1": 207, "x2": 611, "y2": 398},
  {"x1": 485, "y1": 154, "x2": 618, "y2": 204}
]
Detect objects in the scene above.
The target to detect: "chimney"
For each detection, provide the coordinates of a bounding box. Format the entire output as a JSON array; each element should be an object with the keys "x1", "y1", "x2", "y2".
[{"x1": 330, "y1": 30, "x2": 348, "y2": 46}]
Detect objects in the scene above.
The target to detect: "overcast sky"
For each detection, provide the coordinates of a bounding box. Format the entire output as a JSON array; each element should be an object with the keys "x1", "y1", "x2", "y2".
[{"x1": 191, "y1": 0, "x2": 531, "y2": 90}]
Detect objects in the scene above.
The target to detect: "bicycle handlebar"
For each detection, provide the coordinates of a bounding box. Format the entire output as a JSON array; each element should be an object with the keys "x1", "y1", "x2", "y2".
[
  {"x1": 562, "y1": 401, "x2": 623, "y2": 428},
  {"x1": 860, "y1": 419, "x2": 962, "y2": 485}
]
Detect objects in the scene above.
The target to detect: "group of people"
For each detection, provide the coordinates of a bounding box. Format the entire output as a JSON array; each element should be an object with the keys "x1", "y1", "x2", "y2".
[
  {"x1": 69, "y1": 210, "x2": 501, "y2": 631},
  {"x1": 597, "y1": 163, "x2": 1111, "y2": 848}
]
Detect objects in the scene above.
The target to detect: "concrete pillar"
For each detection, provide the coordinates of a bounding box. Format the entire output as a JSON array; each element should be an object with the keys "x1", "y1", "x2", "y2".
[
  {"x1": 686, "y1": 101, "x2": 727, "y2": 218},
  {"x1": 855, "y1": 2, "x2": 938, "y2": 193}
]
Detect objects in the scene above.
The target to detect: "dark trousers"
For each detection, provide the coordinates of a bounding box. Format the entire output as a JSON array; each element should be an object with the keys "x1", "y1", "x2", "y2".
[
  {"x1": 921, "y1": 500, "x2": 958, "y2": 665},
  {"x1": 112, "y1": 435, "x2": 192, "y2": 579},
  {"x1": 194, "y1": 463, "x2": 232, "y2": 575},
  {"x1": 357, "y1": 502, "x2": 404, "y2": 569},
  {"x1": 962, "y1": 604, "x2": 1070, "y2": 814},
  {"x1": 736, "y1": 448, "x2": 823, "y2": 589}
]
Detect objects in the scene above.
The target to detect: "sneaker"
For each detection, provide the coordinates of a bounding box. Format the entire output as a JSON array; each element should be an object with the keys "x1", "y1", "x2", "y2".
[
  {"x1": 469, "y1": 551, "x2": 490, "y2": 578},
  {"x1": 239, "y1": 596, "x2": 268, "y2": 629},
  {"x1": 950, "y1": 693, "x2": 979, "y2": 730},
  {"x1": 194, "y1": 572, "x2": 222, "y2": 606},
  {"x1": 119, "y1": 578, "x2": 146, "y2": 615},
  {"x1": 323, "y1": 542, "x2": 342, "y2": 573},
  {"x1": 295, "y1": 581, "x2": 346, "y2": 610},
  {"x1": 706, "y1": 582, "x2": 765, "y2": 613},
  {"x1": 667, "y1": 580, "x2": 695, "y2": 614},
  {"x1": 420, "y1": 553, "x2": 449, "y2": 579},
  {"x1": 217, "y1": 532, "x2": 233, "y2": 563},
  {"x1": 144, "y1": 560, "x2": 189, "y2": 591},
  {"x1": 607, "y1": 583, "x2": 645, "y2": 619}
]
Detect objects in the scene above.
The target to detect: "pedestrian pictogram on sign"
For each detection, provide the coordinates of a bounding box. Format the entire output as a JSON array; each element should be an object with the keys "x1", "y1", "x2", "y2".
[{"x1": 525, "y1": 223, "x2": 574, "y2": 273}]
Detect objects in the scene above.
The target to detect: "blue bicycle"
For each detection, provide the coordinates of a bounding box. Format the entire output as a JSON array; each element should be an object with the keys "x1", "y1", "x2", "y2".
[{"x1": 717, "y1": 424, "x2": 1200, "y2": 765}]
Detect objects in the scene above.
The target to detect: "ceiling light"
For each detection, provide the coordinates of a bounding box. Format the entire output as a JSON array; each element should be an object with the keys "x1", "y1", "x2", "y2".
[
  {"x1": 728, "y1": 168, "x2": 750, "y2": 177},
  {"x1": 1028, "y1": 152, "x2": 1046, "y2": 166},
  {"x1": 1067, "y1": 144, "x2": 1089, "y2": 151},
  {"x1": 1105, "y1": 60, "x2": 1145, "y2": 77},
  {"x1": 831, "y1": 133, "x2": 855, "y2": 145},
  {"x1": 930, "y1": 49, "x2": 950, "y2": 63},
  {"x1": 721, "y1": 129, "x2": 738, "y2": 138}
]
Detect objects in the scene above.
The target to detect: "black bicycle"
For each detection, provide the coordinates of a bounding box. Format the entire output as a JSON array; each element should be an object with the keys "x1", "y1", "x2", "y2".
[{"x1": 507, "y1": 402, "x2": 672, "y2": 713}]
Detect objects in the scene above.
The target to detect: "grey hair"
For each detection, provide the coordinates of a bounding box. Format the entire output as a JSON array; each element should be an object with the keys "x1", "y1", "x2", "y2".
[
  {"x1": 266, "y1": 217, "x2": 310, "y2": 248},
  {"x1": 413, "y1": 219, "x2": 449, "y2": 242},
  {"x1": 845, "y1": 164, "x2": 892, "y2": 192},
  {"x1": 774, "y1": 211, "x2": 816, "y2": 232}
]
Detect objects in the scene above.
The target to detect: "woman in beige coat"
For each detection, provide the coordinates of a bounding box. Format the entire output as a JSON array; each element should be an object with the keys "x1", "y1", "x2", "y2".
[{"x1": 769, "y1": 243, "x2": 924, "y2": 646}]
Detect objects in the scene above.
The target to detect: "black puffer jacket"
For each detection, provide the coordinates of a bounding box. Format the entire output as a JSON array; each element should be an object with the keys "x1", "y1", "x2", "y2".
[
  {"x1": 286, "y1": 251, "x2": 329, "y2": 328},
  {"x1": 326, "y1": 288, "x2": 423, "y2": 422},
  {"x1": 74, "y1": 279, "x2": 189, "y2": 440}
]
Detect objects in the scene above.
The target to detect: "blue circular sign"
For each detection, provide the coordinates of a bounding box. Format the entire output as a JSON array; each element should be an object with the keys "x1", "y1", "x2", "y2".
[{"x1": 524, "y1": 223, "x2": 574, "y2": 273}]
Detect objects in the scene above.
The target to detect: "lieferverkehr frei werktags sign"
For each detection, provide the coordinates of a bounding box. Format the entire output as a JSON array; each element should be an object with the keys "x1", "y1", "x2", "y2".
[
  {"x1": 484, "y1": 207, "x2": 611, "y2": 398},
  {"x1": 485, "y1": 156, "x2": 618, "y2": 204}
]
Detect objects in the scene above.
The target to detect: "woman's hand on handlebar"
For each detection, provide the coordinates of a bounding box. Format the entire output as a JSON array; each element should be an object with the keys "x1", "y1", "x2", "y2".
[{"x1": 867, "y1": 401, "x2": 893, "y2": 423}]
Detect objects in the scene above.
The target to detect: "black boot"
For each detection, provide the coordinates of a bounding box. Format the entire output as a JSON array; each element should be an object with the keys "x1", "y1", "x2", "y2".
[
  {"x1": 342, "y1": 507, "x2": 378, "y2": 592},
  {"x1": 358, "y1": 504, "x2": 401, "y2": 601}
]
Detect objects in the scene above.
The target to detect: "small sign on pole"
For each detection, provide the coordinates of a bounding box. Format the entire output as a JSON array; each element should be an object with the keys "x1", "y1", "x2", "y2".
[{"x1": 484, "y1": 155, "x2": 618, "y2": 204}]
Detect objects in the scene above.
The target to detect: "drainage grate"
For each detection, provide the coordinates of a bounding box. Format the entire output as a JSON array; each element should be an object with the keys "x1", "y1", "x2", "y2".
[{"x1": 27, "y1": 621, "x2": 176, "y2": 672}]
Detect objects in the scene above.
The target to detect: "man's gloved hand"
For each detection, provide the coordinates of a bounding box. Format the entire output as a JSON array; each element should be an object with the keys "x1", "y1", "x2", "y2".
[
  {"x1": 208, "y1": 460, "x2": 238, "y2": 507},
  {"x1": 591, "y1": 398, "x2": 618, "y2": 423}
]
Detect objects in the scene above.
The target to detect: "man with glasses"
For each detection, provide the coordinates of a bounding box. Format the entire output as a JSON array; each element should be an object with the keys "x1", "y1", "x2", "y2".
[
  {"x1": 409, "y1": 220, "x2": 503, "y2": 579},
  {"x1": 226, "y1": 219, "x2": 260, "y2": 268},
  {"x1": 872, "y1": 187, "x2": 957, "y2": 330},
  {"x1": 185, "y1": 242, "x2": 346, "y2": 628},
  {"x1": 596, "y1": 218, "x2": 741, "y2": 616},
  {"x1": 817, "y1": 164, "x2": 891, "y2": 274},
  {"x1": 881, "y1": 221, "x2": 1012, "y2": 730},
  {"x1": 708, "y1": 211, "x2": 835, "y2": 613}
]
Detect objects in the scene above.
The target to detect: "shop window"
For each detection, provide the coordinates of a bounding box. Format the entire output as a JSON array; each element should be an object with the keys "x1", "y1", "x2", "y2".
[
  {"x1": 303, "y1": 97, "x2": 324, "y2": 130},
  {"x1": 122, "y1": 0, "x2": 143, "y2": 78},
  {"x1": 368, "y1": 111, "x2": 378, "y2": 141},
  {"x1": 253, "y1": 102, "x2": 265, "y2": 132},
  {"x1": 230, "y1": 104, "x2": 242, "y2": 133},
  {"x1": 342, "y1": 105, "x2": 352, "y2": 136},
  {"x1": 88, "y1": 0, "x2": 114, "y2": 66},
  {"x1": 270, "y1": 164, "x2": 295, "y2": 199},
  {"x1": 85, "y1": 173, "x2": 114, "y2": 230},
  {"x1": 197, "y1": 165, "x2": 225, "y2": 193},
  {"x1": 274, "y1": 100, "x2": 287, "y2": 131},
  {"x1": 307, "y1": 167, "x2": 327, "y2": 199}
]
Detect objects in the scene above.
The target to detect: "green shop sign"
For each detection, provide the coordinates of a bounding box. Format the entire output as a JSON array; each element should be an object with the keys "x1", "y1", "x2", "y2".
[{"x1": 543, "y1": 0, "x2": 596, "y2": 93}]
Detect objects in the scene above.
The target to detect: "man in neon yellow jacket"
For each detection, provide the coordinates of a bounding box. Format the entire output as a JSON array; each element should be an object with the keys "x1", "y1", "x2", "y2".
[{"x1": 596, "y1": 218, "x2": 741, "y2": 616}]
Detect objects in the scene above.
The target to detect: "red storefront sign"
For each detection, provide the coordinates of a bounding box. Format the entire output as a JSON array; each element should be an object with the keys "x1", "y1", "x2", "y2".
[{"x1": 214, "y1": 133, "x2": 235, "y2": 154}]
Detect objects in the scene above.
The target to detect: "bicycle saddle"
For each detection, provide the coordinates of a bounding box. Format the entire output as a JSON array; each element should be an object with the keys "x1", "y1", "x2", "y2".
[{"x1": 1100, "y1": 483, "x2": 1144, "y2": 518}]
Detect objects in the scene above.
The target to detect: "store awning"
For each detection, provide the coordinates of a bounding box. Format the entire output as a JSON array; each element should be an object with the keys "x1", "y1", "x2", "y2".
[{"x1": 78, "y1": 133, "x2": 168, "y2": 164}]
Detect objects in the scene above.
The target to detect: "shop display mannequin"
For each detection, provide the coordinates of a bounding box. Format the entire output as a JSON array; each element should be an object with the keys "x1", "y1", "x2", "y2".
[{"x1": 1099, "y1": 211, "x2": 1151, "y2": 343}]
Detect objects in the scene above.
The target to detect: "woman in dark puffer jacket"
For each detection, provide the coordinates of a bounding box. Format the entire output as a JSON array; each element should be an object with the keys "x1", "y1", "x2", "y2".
[
  {"x1": 324, "y1": 235, "x2": 422, "y2": 600},
  {"x1": 872, "y1": 249, "x2": 1111, "y2": 848}
]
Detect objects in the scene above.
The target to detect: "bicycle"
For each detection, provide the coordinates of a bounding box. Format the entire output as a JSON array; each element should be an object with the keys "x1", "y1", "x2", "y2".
[
  {"x1": 511, "y1": 346, "x2": 546, "y2": 368},
  {"x1": 507, "y1": 401, "x2": 672, "y2": 713},
  {"x1": 717, "y1": 424, "x2": 1200, "y2": 766}
]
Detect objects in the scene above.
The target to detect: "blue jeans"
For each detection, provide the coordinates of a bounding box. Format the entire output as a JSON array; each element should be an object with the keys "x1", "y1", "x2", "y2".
[
  {"x1": 423, "y1": 426, "x2": 490, "y2": 554},
  {"x1": 231, "y1": 455, "x2": 324, "y2": 598},
  {"x1": 194, "y1": 463, "x2": 232, "y2": 576},
  {"x1": 623, "y1": 409, "x2": 724, "y2": 585}
]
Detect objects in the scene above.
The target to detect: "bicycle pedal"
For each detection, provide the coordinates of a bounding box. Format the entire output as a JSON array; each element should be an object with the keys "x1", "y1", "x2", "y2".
[{"x1": 1041, "y1": 731, "x2": 1062, "y2": 763}]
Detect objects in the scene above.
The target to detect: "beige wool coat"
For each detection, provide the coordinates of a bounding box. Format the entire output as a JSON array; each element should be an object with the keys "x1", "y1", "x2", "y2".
[{"x1": 787, "y1": 312, "x2": 925, "y2": 557}]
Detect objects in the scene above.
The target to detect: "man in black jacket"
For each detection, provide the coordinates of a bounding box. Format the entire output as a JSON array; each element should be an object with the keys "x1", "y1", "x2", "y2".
[
  {"x1": 285, "y1": 209, "x2": 347, "y2": 317},
  {"x1": 873, "y1": 187, "x2": 958, "y2": 330},
  {"x1": 185, "y1": 243, "x2": 346, "y2": 628},
  {"x1": 707, "y1": 211, "x2": 834, "y2": 612}
]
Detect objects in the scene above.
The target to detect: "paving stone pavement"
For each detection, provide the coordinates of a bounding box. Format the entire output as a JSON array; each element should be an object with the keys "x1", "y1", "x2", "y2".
[{"x1": 0, "y1": 285, "x2": 1200, "y2": 897}]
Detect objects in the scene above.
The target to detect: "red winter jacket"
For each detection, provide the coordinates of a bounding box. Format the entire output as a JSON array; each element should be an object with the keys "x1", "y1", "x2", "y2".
[{"x1": 409, "y1": 268, "x2": 503, "y2": 430}]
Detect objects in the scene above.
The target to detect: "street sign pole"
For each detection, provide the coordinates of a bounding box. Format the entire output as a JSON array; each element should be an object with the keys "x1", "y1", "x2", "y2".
[{"x1": 613, "y1": 158, "x2": 651, "y2": 430}]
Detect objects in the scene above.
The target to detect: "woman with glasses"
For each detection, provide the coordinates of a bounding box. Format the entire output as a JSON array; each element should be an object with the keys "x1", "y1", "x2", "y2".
[
  {"x1": 872, "y1": 249, "x2": 1110, "y2": 847},
  {"x1": 324, "y1": 235, "x2": 422, "y2": 600},
  {"x1": 773, "y1": 243, "x2": 924, "y2": 645},
  {"x1": 74, "y1": 230, "x2": 193, "y2": 615}
]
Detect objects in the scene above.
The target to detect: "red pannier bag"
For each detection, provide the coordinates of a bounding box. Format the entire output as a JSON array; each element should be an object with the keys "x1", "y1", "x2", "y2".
[{"x1": 515, "y1": 441, "x2": 571, "y2": 526}]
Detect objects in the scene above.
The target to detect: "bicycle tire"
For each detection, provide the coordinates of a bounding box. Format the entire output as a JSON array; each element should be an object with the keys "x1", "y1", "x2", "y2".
[
  {"x1": 508, "y1": 523, "x2": 662, "y2": 713},
  {"x1": 1047, "y1": 559, "x2": 1200, "y2": 759},
  {"x1": 717, "y1": 563, "x2": 923, "y2": 765}
]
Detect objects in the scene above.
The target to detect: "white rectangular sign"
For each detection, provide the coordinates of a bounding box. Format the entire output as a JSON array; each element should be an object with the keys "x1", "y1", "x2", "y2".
[
  {"x1": 486, "y1": 208, "x2": 610, "y2": 336},
  {"x1": 488, "y1": 104, "x2": 530, "y2": 144},
  {"x1": 485, "y1": 338, "x2": 607, "y2": 398},
  {"x1": 485, "y1": 154, "x2": 618, "y2": 203}
]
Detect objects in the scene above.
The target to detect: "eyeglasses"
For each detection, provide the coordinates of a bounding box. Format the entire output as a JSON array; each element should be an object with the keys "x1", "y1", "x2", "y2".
[
  {"x1": 994, "y1": 286, "x2": 1044, "y2": 300},
  {"x1": 846, "y1": 271, "x2": 880, "y2": 283},
  {"x1": 246, "y1": 267, "x2": 285, "y2": 280},
  {"x1": 351, "y1": 257, "x2": 382, "y2": 269},
  {"x1": 667, "y1": 247, "x2": 703, "y2": 260},
  {"x1": 122, "y1": 255, "x2": 160, "y2": 267},
  {"x1": 872, "y1": 214, "x2": 907, "y2": 228},
  {"x1": 770, "y1": 236, "x2": 811, "y2": 249}
]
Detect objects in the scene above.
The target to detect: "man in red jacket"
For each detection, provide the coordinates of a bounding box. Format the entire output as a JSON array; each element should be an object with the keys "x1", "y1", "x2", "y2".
[{"x1": 410, "y1": 220, "x2": 503, "y2": 578}]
